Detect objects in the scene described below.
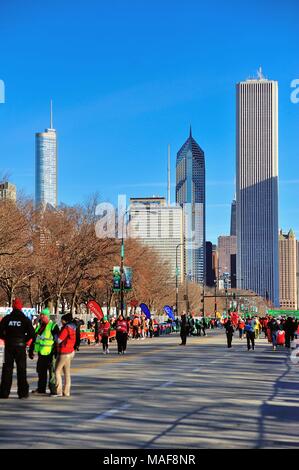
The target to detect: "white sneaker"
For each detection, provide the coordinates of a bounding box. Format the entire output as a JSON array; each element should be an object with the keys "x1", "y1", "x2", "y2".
[
  {"x1": 103, "y1": 350, "x2": 106, "y2": 355},
  {"x1": 106, "y1": 349, "x2": 109, "y2": 354}
]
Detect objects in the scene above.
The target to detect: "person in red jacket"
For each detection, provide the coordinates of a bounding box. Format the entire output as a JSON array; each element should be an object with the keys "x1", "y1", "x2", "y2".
[
  {"x1": 53, "y1": 314, "x2": 76, "y2": 397},
  {"x1": 116, "y1": 314, "x2": 128, "y2": 355},
  {"x1": 100, "y1": 318, "x2": 111, "y2": 354}
]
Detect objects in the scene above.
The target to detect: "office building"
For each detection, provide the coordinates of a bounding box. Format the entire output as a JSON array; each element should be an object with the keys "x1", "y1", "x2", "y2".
[
  {"x1": 236, "y1": 69, "x2": 279, "y2": 306},
  {"x1": 129, "y1": 197, "x2": 184, "y2": 283},
  {"x1": 35, "y1": 101, "x2": 57, "y2": 208},
  {"x1": 176, "y1": 128, "x2": 205, "y2": 283},
  {"x1": 279, "y1": 229, "x2": 297, "y2": 310},
  {"x1": 0, "y1": 182, "x2": 16, "y2": 201}
]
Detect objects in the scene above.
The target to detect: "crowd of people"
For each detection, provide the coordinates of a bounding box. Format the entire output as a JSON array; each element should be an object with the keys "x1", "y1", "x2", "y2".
[
  {"x1": 223, "y1": 314, "x2": 299, "y2": 351},
  {"x1": 1, "y1": 299, "x2": 298, "y2": 399}
]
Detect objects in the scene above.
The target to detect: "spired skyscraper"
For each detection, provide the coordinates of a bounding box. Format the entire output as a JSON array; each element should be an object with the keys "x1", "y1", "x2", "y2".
[
  {"x1": 35, "y1": 101, "x2": 57, "y2": 208},
  {"x1": 176, "y1": 128, "x2": 205, "y2": 284},
  {"x1": 236, "y1": 69, "x2": 279, "y2": 306}
]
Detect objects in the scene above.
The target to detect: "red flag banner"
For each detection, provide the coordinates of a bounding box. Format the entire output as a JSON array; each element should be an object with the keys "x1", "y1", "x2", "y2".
[{"x1": 87, "y1": 300, "x2": 104, "y2": 320}]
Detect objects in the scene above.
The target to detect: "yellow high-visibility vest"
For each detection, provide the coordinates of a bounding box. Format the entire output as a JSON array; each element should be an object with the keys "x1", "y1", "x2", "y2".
[{"x1": 34, "y1": 321, "x2": 56, "y2": 356}]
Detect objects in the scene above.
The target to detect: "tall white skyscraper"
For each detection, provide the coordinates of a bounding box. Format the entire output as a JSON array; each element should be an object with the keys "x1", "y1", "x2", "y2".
[
  {"x1": 236, "y1": 69, "x2": 279, "y2": 306},
  {"x1": 35, "y1": 101, "x2": 57, "y2": 208}
]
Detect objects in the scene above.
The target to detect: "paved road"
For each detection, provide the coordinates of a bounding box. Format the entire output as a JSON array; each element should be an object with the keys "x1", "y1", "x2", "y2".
[{"x1": 0, "y1": 330, "x2": 298, "y2": 449}]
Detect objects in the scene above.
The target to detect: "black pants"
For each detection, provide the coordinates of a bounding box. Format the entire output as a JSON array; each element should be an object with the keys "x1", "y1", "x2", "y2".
[
  {"x1": 116, "y1": 332, "x2": 128, "y2": 353},
  {"x1": 102, "y1": 336, "x2": 109, "y2": 351},
  {"x1": 246, "y1": 332, "x2": 255, "y2": 350},
  {"x1": 180, "y1": 331, "x2": 187, "y2": 345},
  {"x1": 36, "y1": 354, "x2": 56, "y2": 394},
  {"x1": 0, "y1": 345, "x2": 29, "y2": 398},
  {"x1": 133, "y1": 326, "x2": 139, "y2": 339},
  {"x1": 226, "y1": 332, "x2": 233, "y2": 348}
]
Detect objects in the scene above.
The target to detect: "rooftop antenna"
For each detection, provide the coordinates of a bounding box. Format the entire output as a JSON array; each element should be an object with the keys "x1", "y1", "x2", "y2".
[
  {"x1": 257, "y1": 66, "x2": 264, "y2": 80},
  {"x1": 50, "y1": 99, "x2": 53, "y2": 129},
  {"x1": 167, "y1": 144, "x2": 171, "y2": 206}
]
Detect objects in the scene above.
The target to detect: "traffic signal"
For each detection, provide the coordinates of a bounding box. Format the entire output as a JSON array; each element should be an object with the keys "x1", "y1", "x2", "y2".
[{"x1": 233, "y1": 292, "x2": 236, "y2": 300}]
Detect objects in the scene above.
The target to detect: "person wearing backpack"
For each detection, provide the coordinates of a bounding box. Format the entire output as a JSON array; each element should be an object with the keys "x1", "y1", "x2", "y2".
[{"x1": 244, "y1": 318, "x2": 255, "y2": 351}]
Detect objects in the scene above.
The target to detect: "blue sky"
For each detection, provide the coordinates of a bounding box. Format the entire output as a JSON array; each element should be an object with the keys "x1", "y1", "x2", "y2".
[{"x1": 0, "y1": 0, "x2": 298, "y2": 243}]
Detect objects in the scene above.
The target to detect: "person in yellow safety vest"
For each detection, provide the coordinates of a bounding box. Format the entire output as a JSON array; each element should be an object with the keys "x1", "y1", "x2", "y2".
[
  {"x1": 254, "y1": 318, "x2": 261, "y2": 339},
  {"x1": 29, "y1": 308, "x2": 60, "y2": 395}
]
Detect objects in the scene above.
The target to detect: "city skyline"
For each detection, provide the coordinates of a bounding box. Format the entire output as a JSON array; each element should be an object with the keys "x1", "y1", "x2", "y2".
[{"x1": 0, "y1": 1, "x2": 298, "y2": 244}]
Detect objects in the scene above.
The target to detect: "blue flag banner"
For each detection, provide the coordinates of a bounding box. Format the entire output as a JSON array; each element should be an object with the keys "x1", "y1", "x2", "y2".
[
  {"x1": 140, "y1": 303, "x2": 151, "y2": 319},
  {"x1": 163, "y1": 305, "x2": 175, "y2": 320}
]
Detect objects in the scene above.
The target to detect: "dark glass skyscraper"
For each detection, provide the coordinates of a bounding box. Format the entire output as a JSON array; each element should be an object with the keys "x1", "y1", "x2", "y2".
[
  {"x1": 176, "y1": 128, "x2": 205, "y2": 283},
  {"x1": 230, "y1": 199, "x2": 236, "y2": 236}
]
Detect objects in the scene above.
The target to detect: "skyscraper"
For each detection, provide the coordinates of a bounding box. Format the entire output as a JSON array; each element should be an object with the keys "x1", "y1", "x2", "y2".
[
  {"x1": 205, "y1": 241, "x2": 214, "y2": 287},
  {"x1": 35, "y1": 101, "x2": 57, "y2": 208},
  {"x1": 279, "y1": 229, "x2": 297, "y2": 310},
  {"x1": 0, "y1": 182, "x2": 16, "y2": 202},
  {"x1": 176, "y1": 128, "x2": 205, "y2": 284},
  {"x1": 129, "y1": 197, "x2": 184, "y2": 283},
  {"x1": 230, "y1": 199, "x2": 236, "y2": 236},
  {"x1": 218, "y1": 235, "x2": 237, "y2": 284},
  {"x1": 236, "y1": 69, "x2": 279, "y2": 306}
]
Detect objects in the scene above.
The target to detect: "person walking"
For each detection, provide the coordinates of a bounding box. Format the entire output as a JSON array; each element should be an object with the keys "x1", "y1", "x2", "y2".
[
  {"x1": 244, "y1": 318, "x2": 255, "y2": 351},
  {"x1": 132, "y1": 315, "x2": 140, "y2": 340},
  {"x1": 180, "y1": 313, "x2": 189, "y2": 345},
  {"x1": 93, "y1": 317, "x2": 99, "y2": 344},
  {"x1": 116, "y1": 314, "x2": 128, "y2": 354},
  {"x1": 268, "y1": 317, "x2": 279, "y2": 351},
  {"x1": 238, "y1": 318, "x2": 245, "y2": 339},
  {"x1": 284, "y1": 316, "x2": 296, "y2": 349},
  {"x1": 100, "y1": 317, "x2": 111, "y2": 354},
  {"x1": 148, "y1": 318, "x2": 154, "y2": 338},
  {"x1": 0, "y1": 298, "x2": 35, "y2": 399},
  {"x1": 224, "y1": 319, "x2": 234, "y2": 348},
  {"x1": 29, "y1": 308, "x2": 60, "y2": 395},
  {"x1": 53, "y1": 314, "x2": 77, "y2": 397}
]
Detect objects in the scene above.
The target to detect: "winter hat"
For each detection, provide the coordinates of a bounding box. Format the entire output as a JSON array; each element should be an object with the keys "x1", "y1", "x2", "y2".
[
  {"x1": 12, "y1": 298, "x2": 23, "y2": 310},
  {"x1": 41, "y1": 308, "x2": 51, "y2": 317},
  {"x1": 61, "y1": 313, "x2": 73, "y2": 323}
]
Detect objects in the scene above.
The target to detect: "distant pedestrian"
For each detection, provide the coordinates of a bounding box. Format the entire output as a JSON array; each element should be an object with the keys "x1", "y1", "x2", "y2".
[
  {"x1": 116, "y1": 314, "x2": 128, "y2": 354},
  {"x1": 238, "y1": 318, "x2": 245, "y2": 339},
  {"x1": 224, "y1": 319, "x2": 234, "y2": 348},
  {"x1": 100, "y1": 318, "x2": 110, "y2": 354},
  {"x1": 180, "y1": 313, "x2": 189, "y2": 345},
  {"x1": 0, "y1": 298, "x2": 35, "y2": 399},
  {"x1": 244, "y1": 319, "x2": 255, "y2": 351},
  {"x1": 93, "y1": 317, "x2": 99, "y2": 344}
]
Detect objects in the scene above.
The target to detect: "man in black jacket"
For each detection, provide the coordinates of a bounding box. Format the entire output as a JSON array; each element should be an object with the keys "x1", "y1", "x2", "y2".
[{"x1": 0, "y1": 298, "x2": 35, "y2": 399}]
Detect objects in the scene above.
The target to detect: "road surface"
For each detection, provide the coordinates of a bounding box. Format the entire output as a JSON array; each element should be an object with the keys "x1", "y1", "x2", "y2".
[{"x1": 0, "y1": 329, "x2": 298, "y2": 449}]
